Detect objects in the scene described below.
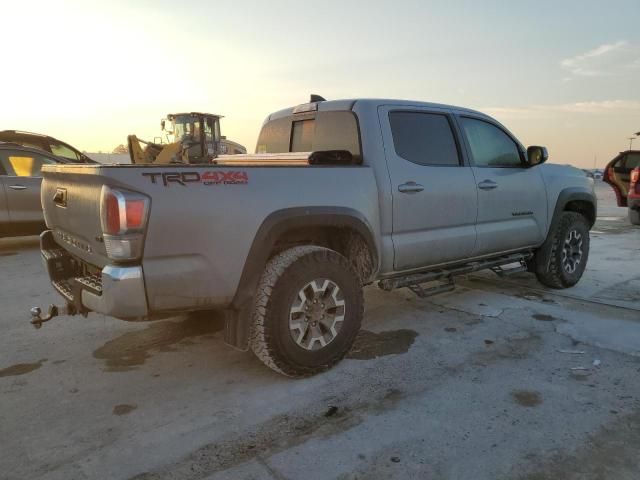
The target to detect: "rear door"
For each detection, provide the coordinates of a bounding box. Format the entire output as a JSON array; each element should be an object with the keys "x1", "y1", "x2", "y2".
[
  {"x1": 379, "y1": 105, "x2": 478, "y2": 271},
  {"x1": 604, "y1": 152, "x2": 640, "y2": 206},
  {"x1": 456, "y1": 115, "x2": 547, "y2": 255},
  {"x1": 0, "y1": 149, "x2": 58, "y2": 226}
]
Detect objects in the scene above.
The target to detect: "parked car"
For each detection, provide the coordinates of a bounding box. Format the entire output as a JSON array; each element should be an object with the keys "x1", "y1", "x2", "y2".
[
  {"x1": 0, "y1": 142, "x2": 70, "y2": 237},
  {"x1": 35, "y1": 98, "x2": 596, "y2": 376},
  {"x1": 0, "y1": 130, "x2": 96, "y2": 164},
  {"x1": 603, "y1": 150, "x2": 640, "y2": 225}
]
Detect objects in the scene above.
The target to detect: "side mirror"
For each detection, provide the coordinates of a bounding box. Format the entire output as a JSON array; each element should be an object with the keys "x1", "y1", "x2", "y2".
[
  {"x1": 160, "y1": 119, "x2": 166, "y2": 131},
  {"x1": 527, "y1": 146, "x2": 548, "y2": 167}
]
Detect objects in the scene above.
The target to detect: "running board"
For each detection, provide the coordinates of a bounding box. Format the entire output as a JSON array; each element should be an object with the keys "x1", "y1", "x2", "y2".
[
  {"x1": 408, "y1": 277, "x2": 456, "y2": 298},
  {"x1": 491, "y1": 263, "x2": 528, "y2": 277},
  {"x1": 378, "y1": 252, "x2": 533, "y2": 295}
]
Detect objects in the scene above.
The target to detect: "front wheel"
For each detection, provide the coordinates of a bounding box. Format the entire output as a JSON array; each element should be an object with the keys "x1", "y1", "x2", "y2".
[
  {"x1": 250, "y1": 246, "x2": 363, "y2": 377},
  {"x1": 629, "y1": 208, "x2": 640, "y2": 226},
  {"x1": 534, "y1": 212, "x2": 590, "y2": 289}
]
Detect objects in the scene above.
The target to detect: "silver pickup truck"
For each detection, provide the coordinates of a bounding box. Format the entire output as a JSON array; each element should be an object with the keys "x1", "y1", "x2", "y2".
[{"x1": 35, "y1": 98, "x2": 596, "y2": 376}]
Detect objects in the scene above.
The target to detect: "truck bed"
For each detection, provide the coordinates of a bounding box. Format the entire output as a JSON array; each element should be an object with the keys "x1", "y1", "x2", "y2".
[{"x1": 40, "y1": 161, "x2": 379, "y2": 313}]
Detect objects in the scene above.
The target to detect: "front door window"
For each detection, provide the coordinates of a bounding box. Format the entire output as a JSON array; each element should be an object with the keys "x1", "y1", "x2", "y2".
[{"x1": 459, "y1": 117, "x2": 522, "y2": 168}]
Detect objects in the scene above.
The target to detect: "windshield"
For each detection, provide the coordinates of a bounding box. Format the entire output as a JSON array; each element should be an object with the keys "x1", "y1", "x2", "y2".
[{"x1": 171, "y1": 116, "x2": 201, "y2": 143}]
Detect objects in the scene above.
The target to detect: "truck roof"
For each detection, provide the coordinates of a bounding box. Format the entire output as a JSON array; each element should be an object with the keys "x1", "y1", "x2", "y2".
[
  {"x1": 168, "y1": 112, "x2": 223, "y2": 119},
  {"x1": 265, "y1": 98, "x2": 492, "y2": 122}
]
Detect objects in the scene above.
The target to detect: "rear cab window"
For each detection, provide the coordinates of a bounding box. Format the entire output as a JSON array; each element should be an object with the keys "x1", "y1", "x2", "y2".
[
  {"x1": 290, "y1": 120, "x2": 315, "y2": 151},
  {"x1": 256, "y1": 110, "x2": 361, "y2": 162}
]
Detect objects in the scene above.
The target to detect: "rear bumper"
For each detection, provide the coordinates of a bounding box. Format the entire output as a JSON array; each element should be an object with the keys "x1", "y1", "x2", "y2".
[
  {"x1": 40, "y1": 230, "x2": 148, "y2": 319},
  {"x1": 81, "y1": 265, "x2": 148, "y2": 318}
]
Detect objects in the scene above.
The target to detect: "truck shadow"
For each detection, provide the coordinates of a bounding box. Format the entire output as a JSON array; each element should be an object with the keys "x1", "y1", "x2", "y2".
[
  {"x1": 93, "y1": 311, "x2": 225, "y2": 372},
  {"x1": 0, "y1": 235, "x2": 40, "y2": 254}
]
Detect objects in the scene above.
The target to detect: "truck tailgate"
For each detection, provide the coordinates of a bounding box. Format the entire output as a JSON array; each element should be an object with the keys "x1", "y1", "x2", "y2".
[{"x1": 41, "y1": 165, "x2": 117, "y2": 268}]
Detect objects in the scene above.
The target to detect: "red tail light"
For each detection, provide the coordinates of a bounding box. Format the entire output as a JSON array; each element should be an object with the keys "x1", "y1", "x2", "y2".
[
  {"x1": 100, "y1": 187, "x2": 149, "y2": 236},
  {"x1": 125, "y1": 199, "x2": 146, "y2": 229},
  {"x1": 631, "y1": 168, "x2": 640, "y2": 195},
  {"x1": 103, "y1": 190, "x2": 122, "y2": 235},
  {"x1": 100, "y1": 186, "x2": 150, "y2": 261}
]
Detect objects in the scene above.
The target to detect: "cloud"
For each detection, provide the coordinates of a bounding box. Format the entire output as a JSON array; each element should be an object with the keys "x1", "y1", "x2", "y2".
[
  {"x1": 484, "y1": 100, "x2": 640, "y2": 119},
  {"x1": 561, "y1": 41, "x2": 640, "y2": 76}
]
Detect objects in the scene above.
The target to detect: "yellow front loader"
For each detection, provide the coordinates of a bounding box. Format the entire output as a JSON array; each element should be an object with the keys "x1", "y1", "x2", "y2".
[{"x1": 127, "y1": 112, "x2": 246, "y2": 164}]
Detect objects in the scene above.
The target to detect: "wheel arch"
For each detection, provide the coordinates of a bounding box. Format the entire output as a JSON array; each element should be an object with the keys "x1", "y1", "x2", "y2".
[
  {"x1": 224, "y1": 207, "x2": 378, "y2": 349},
  {"x1": 551, "y1": 188, "x2": 597, "y2": 229}
]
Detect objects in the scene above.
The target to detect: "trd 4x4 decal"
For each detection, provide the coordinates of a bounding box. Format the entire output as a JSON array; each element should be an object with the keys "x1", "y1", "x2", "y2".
[{"x1": 142, "y1": 171, "x2": 248, "y2": 186}]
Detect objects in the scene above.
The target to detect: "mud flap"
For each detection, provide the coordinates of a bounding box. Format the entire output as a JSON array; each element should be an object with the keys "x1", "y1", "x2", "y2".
[{"x1": 223, "y1": 304, "x2": 252, "y2": 351}]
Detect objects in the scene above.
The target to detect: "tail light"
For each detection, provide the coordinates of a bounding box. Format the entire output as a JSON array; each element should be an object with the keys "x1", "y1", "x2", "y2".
[
  {"x1": 631, "y1": 168, "x2": 640, "y2": 195},
  {"x1": 100, "y1": 186, "x2": 150, "y2": 261}
]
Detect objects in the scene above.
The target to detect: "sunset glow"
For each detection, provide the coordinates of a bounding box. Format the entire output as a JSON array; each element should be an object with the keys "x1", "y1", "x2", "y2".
[{"x1": 1, "y1": 0, "x2": 638, "y2": 167}]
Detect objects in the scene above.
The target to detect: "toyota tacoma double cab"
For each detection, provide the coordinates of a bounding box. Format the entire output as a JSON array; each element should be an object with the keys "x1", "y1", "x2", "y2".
[{"x1": 34, "y1": 98, "x2": 596, "y2": 376}]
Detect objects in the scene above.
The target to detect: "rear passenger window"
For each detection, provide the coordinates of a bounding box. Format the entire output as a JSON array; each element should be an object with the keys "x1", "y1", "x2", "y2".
[
  {"x1": 0, "y1": 150, "x2": 56, "y2": 177},
  {"x1": 389, "y1": 112, "x2": 460, "y2": 166},
  {"x1": 624, "y1": 153, "x2": 640, "y2": 169}
]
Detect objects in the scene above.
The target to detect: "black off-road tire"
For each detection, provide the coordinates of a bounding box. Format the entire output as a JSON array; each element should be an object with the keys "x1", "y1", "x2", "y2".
[
  {"x1": 250, "y1": 246, "x2": 364, "y2": 377},
  {"x1": 533, "y1": 212, "x2": 590, "y2": 289},
  {"x1": 629, "y1": 208, "x2": 640, "y2": 226}
]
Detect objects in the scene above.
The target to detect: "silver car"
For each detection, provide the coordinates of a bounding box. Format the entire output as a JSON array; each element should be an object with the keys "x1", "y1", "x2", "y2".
[{"x1": 0, "y1": 142, "x2": 68, "y2": 237}]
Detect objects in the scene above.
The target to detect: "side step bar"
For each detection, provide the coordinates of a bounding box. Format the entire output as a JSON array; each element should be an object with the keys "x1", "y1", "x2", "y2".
[
  {"x1": 408, "y1": 277, "x2": 456, "y2": 298},
  {"x1": 378, "y1": 252, "x2": 532, "y2": 297}
]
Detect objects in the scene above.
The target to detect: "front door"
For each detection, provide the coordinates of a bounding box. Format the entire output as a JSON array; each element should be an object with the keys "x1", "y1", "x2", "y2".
[
  {"x1": 456, "y1": 115, "x2": 547, "y2": 255},
  {"x1": 379, "y1": 106, "x2": 478, "y2": 271}
]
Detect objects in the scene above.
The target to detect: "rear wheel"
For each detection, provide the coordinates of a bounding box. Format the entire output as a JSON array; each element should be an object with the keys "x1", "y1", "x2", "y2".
[
  {"x1": 629, "y1": 208, "x2": 640, "y2": 226},
  {"x1": 534, "y1": 212, "x2": 590, "y2": 289},
  {"x1": 250, "y1": 246, "x2": 363, "y2": 377}
]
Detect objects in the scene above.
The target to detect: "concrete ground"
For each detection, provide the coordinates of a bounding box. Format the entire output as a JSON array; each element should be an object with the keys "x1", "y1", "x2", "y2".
[{"x1": 1, "y1": 181, "x2": 639, "y2": 480}]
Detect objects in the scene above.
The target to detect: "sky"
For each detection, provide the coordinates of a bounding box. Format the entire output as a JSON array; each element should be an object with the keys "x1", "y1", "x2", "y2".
[{"x1": 0, "y1": 0, "x2": 638, "y2": 167}]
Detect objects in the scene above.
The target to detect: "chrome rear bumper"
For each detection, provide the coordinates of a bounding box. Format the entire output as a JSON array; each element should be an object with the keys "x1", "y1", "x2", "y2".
[
  {"x1": 40, "y1": 230, "x2": 148, "y2": 319},
  {"x1": 81, "y1": 265, "x2": 148, "y2": 319}
]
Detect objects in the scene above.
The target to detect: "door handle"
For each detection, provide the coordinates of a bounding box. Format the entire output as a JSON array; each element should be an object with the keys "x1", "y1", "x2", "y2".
[
  {"x1": 9, "y1": 185, "x2": 27, "y2": 191},
  {"x1": 478, "y1": 180, "x2": 498, "y2": 190},
  {"x1": 398, "y1": 182, "x2": 424, "y2": 194}
]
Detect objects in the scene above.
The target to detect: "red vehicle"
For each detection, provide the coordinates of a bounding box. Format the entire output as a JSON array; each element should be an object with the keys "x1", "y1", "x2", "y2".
[{"x1": 603, "y1": 150, "x2": 640, "y2": 225}]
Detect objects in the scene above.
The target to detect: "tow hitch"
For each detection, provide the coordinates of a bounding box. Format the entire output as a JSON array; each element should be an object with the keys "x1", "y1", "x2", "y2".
[{"x1": 29, "y1": 304, "x2": 76, "y2": 329}]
